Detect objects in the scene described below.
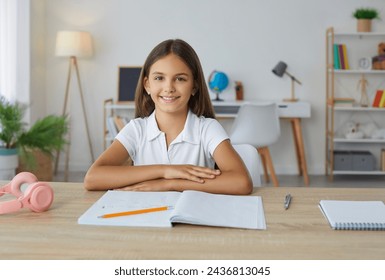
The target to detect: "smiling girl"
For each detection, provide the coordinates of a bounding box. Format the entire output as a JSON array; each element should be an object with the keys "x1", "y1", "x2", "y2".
[{"x1": 84, "y1": 39, "x2": 252, "y2": 194}]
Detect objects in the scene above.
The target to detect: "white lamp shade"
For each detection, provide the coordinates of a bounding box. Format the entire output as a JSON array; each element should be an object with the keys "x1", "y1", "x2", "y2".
[{"x1": 55, "y1": 31, "x2": 93, "y2": 58}]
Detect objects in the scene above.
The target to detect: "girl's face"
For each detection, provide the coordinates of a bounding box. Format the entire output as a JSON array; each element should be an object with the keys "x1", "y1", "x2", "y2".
[{"x1": 144, "y1": 54, "x2": 195, "y2": 115}]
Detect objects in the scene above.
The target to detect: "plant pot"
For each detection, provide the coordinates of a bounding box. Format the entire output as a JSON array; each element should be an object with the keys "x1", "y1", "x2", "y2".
[
  {"x1": 357, "y1": 19, "x2": 372, "y2": 32},
  {"x1": 17, "y1": 149, "x2": 53, "y2": 181},
  {"x1": 0, "y1": 148, "x2": 19, "y2": 180}
]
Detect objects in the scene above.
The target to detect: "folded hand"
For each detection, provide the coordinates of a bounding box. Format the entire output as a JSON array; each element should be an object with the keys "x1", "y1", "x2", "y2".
[{"x1": 163, "y1": 164, "x2": 221, "y2": 183}]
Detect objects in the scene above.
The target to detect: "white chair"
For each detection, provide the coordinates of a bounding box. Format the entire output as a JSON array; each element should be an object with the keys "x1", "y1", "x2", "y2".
[
  {"x1": 232, "y1": 144, "x2": 262, "y2": 187},
  {"x1": 230, "y1": 102, "x2": 281, "y2": 187}
]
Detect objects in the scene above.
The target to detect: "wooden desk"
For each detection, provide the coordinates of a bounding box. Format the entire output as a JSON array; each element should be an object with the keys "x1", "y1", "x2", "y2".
[
  {"x1": 213, "y1": 101, "x2": 311, "y2": 186},
  {"x1": 1, "y1": 182, "x2": 384, "y2": 260}
]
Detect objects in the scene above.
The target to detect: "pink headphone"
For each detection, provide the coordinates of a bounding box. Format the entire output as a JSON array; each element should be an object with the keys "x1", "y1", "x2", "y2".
[{"x1": 0, "y1": 172, "x2": 54, "y2": 214}]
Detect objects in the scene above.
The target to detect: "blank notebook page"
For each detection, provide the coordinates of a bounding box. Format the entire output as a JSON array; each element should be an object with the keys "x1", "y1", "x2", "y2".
[{"x1": 319, "y1": 200, "x2": 385, "y2": 230}]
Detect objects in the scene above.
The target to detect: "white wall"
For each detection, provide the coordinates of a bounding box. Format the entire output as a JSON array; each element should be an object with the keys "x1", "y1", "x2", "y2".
[
  {"x1": 30, "y1": 0, "x2": 46, "y2": 123},
  {"x1": 31, "y1": 0, "x2": 385, "y2": 174}
]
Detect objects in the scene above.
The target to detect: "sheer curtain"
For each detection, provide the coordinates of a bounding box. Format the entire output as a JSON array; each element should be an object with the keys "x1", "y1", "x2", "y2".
[{"x1": 0, "y1": 0, "x2": 29, "y2": 102}]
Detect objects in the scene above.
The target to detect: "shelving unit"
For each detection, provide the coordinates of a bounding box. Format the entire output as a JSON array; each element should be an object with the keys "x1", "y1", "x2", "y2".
[
  {"x1": 325, "y1": 27, "x2": 385, "y2": 180},
  {"x1": 103, "y1": 99, "x2": 135, "y2": 149}
]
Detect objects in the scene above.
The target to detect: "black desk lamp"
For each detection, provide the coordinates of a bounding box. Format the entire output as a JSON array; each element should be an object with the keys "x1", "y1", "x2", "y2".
[{"x1": 272, "y1": 61, "x2": 302, "y2": 102}]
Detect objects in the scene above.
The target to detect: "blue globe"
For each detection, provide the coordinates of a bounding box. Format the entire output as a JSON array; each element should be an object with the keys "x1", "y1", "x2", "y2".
[{"x1": 208, "y1": 70, "x2": 229, "y2": 101}]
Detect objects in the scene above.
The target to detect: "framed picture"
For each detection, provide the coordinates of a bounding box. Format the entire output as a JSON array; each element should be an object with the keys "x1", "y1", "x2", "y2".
[{"x1": 117, "y1": 66, "x2": 142, "y2": 103}]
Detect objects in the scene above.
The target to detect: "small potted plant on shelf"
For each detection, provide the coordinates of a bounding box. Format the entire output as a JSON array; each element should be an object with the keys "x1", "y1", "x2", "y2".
[
  {"x1": 0, "y1": 96, "x2": 68, "y2": 180},
  {"x1": 353, "y1": 7, "x2": 380, "y2": 32}
]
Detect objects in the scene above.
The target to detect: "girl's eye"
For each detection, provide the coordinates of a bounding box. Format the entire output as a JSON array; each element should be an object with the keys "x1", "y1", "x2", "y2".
[
  {"x1": 154, "y1": 76, "x2": 163, "y2": 81},
  {"x1": 176, "y1": 76, "x2": 187, "y2": 81}
]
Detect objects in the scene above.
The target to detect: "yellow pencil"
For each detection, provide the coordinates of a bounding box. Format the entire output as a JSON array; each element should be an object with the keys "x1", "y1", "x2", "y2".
[{"x1": 98, "y1": 206, "x2": 172, "y2": 219}]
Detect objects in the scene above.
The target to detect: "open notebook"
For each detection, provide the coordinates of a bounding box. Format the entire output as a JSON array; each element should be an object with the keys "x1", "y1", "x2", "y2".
[
  {"x1": 78, "y1": 190, "x2": 266, "y2": 230},
  {"x1": 319, "y1": 200, "x2": 385, "y2": 230}
]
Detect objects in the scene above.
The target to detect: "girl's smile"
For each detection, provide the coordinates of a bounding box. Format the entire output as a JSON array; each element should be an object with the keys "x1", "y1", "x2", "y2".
[{"x1": 160, "y1": 95, "x2": 180, "y2": 103}]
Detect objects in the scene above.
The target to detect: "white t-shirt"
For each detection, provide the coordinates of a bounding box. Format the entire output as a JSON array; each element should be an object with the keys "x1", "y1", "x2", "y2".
[{"x1": 115, "y1": 110, "x2": 229, "y2": 168}]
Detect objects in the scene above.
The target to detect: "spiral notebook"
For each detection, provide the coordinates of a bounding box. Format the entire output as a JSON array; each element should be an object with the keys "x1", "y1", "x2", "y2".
[{"x1": 319, "y1": 200, "x2": 385, "y2": 230}]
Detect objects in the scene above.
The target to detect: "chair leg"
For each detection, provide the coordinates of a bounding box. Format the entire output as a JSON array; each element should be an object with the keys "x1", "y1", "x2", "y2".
[
  {"x1": 258, "y1": 148, "x2": 270, "y2": 183},
  {"x1": 258, "y1": 147, "x2": 279, "y2": 187}
]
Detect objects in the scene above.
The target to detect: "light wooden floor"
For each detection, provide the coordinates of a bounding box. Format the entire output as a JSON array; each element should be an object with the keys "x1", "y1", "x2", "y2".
[{"x1": 55, "y1": 171, "x2": 384, "y2": 188}]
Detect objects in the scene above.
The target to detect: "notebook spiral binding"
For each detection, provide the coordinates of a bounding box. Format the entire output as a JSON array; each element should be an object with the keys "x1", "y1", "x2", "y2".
[{"x1": 335, "y1": 222, "x2": 385, "y2": 230}]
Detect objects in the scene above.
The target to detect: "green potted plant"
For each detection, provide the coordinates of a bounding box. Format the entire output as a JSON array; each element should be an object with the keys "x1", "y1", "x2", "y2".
[
  {"x1": 353, "y1": 8, "x2": 380, "y2": 32},
  {"x1": 0, "y1": 96, "x2": 68, "y2": 180}
]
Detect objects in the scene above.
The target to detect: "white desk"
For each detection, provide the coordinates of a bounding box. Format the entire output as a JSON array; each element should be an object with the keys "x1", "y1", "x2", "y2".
[
  {"x1": 212, "y1": 100, "x2": 311, "y2": 118},
  {"x1": 213, "y1": 100, "x2": 311, "y2": 186}
]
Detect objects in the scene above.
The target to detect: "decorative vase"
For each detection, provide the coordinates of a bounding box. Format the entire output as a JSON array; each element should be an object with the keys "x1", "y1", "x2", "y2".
[
  {"x1": 17, "y1": 149, "x2": 53, "y2": 181},
  {"x1": 357, "y1": 19, "x2": 372, "y2": 32},
  {"x1": 0, "y1": 148, "x2": 19, "y2": 180}
]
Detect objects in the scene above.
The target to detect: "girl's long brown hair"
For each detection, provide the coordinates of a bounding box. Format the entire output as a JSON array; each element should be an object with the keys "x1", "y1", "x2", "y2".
[{"x1": 134, "y1": 39, "x2": 215, "y2": 119}]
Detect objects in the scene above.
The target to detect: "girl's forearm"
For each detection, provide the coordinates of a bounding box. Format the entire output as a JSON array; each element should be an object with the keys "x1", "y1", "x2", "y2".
[
  {"x1": 84, "y1": 165, "x2": 165, "y2": 191},
  {"x1": 84, "y1": 164, "x2": 222, "y2": 191},
  {"x1": 170, "y1": 171, "x2": 252, "y2": 195}
]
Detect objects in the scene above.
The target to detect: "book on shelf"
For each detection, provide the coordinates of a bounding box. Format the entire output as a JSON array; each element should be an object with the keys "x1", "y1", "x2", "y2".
[
  {"x1": 333, "y1": 44, "x2": 340, "y2": 69},
  {"x1": 107, "y1": 116, "x2": 131, "y2": 137},
  {"x1": 379, "y1": 90, "x2": 385, "y2": 108},
  {"x1": 372, "y1": 90, "x2": 384, "y2": 107},
  {"x1": 341, "y1": 44, "x2": 350, "y2": 69},
  {"x1": 338, "y1": 44, "x2": 345, "y2": 69},
  {"x1": 78, "y1": 190, "x2": 267, "y2": 230},
  {"x1": 333, "y1": 97, "x2": 355, "y2": 107},
  {"x1": 319, "y1": 200, "x2": 385, "y2": 230},
  {"x1": 113, "y1": 116, "x2": 126, "y2": 131},
  {"x1": 106, "y1": 116, "x2": 118, "y2": 138},
  {"x1": 333, "y1": 44, "x2": 349, "y2": 70}
]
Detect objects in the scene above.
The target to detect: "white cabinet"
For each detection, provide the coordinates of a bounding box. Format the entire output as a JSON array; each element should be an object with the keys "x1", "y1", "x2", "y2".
[{"x1": 325, "y1": 27, "x2": 385, "y2": 179}]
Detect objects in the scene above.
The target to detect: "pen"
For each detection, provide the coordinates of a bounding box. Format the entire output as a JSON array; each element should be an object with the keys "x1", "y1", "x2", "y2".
[
  {"x1": 98, "y1": 206, "x2": 173, "y2": 219},
  {"x1": 284, "y1": 194, "x2": 292, "y2": 210}
]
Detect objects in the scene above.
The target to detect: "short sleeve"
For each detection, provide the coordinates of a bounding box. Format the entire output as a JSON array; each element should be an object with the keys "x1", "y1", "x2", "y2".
[
  {"x1": 115, "y1": 119, "x2": 142, "y2": 160},
  {"x1": 201, "y1": 118, "x2": 229, "y2": 158}
]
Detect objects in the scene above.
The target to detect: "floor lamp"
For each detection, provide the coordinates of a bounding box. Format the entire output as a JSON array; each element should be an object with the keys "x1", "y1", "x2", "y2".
[
  {"x1": 54, "y1": 31, "x2": 95, "y2": 181},
  {"x1": 272, "y1": 61, "x2": 302, "y2": 102}
]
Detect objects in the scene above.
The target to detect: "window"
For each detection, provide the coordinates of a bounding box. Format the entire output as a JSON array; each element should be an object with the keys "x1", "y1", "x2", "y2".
[{"x1": 0, "y1": 0, "x2": 29, "y2": 102}]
